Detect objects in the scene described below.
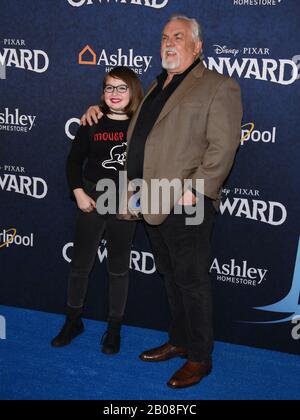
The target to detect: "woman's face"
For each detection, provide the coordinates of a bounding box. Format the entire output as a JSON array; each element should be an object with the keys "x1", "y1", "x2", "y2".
[{"x1": 104, "y1": 76, "x2": 130, "y2": 113}]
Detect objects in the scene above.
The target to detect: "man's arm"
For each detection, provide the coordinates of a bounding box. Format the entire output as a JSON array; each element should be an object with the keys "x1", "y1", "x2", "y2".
[
  {"x1": 191, "y1": 77, "x2": 243, "y2": 199},
  {"x1": 80, "y1": 105, "x2": 103, "y2": 126}
]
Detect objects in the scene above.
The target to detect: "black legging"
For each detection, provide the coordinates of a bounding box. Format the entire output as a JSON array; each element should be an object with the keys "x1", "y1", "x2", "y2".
[{"x1": 67, "y1": 207, "x2": 137, "y2": 319}]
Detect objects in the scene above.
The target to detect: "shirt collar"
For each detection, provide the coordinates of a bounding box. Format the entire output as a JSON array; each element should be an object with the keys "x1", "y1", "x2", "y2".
[{"x1": 157, "y1": 58, "x2": 201, "y2": 86}]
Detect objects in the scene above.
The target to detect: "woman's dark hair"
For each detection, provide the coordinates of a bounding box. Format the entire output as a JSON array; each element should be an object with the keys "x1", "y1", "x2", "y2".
[{"x1": 100, "y1": 66, "x2": 144, "y2": 118}]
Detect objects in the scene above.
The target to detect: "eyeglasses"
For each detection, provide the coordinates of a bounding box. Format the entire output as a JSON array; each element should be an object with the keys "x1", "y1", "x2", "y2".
[{"x1": 104, "y1": 84, "x2": 129, "y2": 94}]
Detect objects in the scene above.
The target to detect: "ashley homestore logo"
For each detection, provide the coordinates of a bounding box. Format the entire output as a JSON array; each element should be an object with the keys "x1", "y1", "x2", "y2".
[
  {"x1": 79, "y1": 45, "x2": 152, "y2": 74},
  {"x1": 0, "y1": 108, "x2": 36, "y2": 133},
  {"x1": 210, "y1": 258, "x2": 268, "y2": 288},
  {"x1": 68, "y1": 0, "x2": 169, "y2": 8},
  {"x1": 232, "y1": 0, "x2": 283, "y2": 6}
]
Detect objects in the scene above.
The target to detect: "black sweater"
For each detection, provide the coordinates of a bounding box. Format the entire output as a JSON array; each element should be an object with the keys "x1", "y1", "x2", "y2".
[{"x1": 66, "y1": 115, "x2": 130, "y2": 191}]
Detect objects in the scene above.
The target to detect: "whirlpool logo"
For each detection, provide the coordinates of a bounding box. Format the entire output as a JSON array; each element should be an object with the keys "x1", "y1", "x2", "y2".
[
  {"x1": 0, "y1": 229, "x2": 34, "y2": 249},
  {"x1": 240, "y1": 123, "x2": 277, "y2": 146}
]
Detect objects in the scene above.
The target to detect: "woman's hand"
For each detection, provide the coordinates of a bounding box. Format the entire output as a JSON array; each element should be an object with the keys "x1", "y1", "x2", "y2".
[
  {"x1": 73, "y1": 189, "x2": 96, "y2": 213},
  {"x1": 80, "y1": 106, "x2": 103, "y2": 126}
]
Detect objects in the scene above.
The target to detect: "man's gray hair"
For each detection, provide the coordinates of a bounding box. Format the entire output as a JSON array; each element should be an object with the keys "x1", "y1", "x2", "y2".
[{"x1": 168, "y1": 15, "x2": 203, "y2": 42}]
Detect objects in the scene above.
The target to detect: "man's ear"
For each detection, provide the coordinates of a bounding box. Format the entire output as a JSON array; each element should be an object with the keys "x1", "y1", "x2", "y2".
[{"x1": 194, "y1": 40, "x2": 202, "y2": 57}]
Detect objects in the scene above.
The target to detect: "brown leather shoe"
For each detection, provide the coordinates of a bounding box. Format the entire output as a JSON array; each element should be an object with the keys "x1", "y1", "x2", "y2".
[
  {"x1": 167, "y1": 360, "x2": 212, "y2": 389},
  {"x1": 139, "y1": 343, "x2": 188, "y2": 362}
]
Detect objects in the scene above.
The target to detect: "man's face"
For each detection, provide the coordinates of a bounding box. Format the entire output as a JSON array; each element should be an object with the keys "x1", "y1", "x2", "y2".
[{"x1": 161, "y1": 19, "x2": 202, "y2": 74}]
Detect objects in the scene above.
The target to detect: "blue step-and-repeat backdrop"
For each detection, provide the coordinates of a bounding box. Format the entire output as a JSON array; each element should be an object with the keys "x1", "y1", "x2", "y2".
[{"x1": 0, "y1": 0, "x2": 299, "y2": 354}]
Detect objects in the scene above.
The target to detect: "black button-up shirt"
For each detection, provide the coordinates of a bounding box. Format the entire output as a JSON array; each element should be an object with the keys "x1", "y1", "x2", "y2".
[{"x1": 127, "y1": 58, "x2": 201, "y2": 181}]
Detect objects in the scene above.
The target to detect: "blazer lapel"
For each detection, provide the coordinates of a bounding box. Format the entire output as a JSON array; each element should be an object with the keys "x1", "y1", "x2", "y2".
[
  {"x1": 154, "y1": 62, "x2": 205, "y2": 127},
  {"x1": 126, "y1": 61, "x2": 205, "y2": 149}
]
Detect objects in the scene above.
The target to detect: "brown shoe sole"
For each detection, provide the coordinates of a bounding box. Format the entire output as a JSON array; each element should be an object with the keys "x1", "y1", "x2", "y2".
[
  {"x1": 167, "y1": 368, "x2": 212, "y2": 389},
  {"x1": 140, "y1": 352, "x2": 188, "y2": 362}
]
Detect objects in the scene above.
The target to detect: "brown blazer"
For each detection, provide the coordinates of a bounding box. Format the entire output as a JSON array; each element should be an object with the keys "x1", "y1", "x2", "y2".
[{"x1": 122, "y1": 61, "x2": 243, "y2": 226}]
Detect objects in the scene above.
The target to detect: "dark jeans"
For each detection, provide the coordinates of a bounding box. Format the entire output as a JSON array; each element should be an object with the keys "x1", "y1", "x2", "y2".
[
  {"x1": 67, "y1": 207, "x2": 136, "y2": 320},
  {"x1": 145, "y1": 197, "x2": 216, "y2": 362}
]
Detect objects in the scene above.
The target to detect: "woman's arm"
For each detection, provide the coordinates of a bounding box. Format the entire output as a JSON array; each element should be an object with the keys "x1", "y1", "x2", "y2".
[
  {"x1": 73, "y1": 188, "x2": 96, "y2": 213},
  {"x1": 66, "y1": 125, "x2": 96, "y2": 212}
]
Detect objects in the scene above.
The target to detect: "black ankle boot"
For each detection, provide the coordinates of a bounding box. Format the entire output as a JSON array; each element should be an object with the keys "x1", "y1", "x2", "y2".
[
  {"x1": 101, "y1": 318, "x2": 122, "y2": 355},
  {"x1": 51, "y1": 307, "x2": 84, "y2": 348}
]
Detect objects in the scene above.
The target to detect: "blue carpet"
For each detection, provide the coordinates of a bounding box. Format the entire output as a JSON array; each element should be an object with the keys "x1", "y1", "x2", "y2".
[{"x1": 0, "y1": 305, "x2": 299, "y2": 400}]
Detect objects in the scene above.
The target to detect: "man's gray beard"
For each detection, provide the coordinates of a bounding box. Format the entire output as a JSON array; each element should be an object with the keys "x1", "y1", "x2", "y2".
[{"x1": 161, "y1": 56, "x2": 181, "y2": 70}]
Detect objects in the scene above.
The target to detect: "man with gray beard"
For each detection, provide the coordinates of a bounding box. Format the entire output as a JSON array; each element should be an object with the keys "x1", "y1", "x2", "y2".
[{"x1": 82, "y1": 15, "x2": 243, "y2": 389}]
